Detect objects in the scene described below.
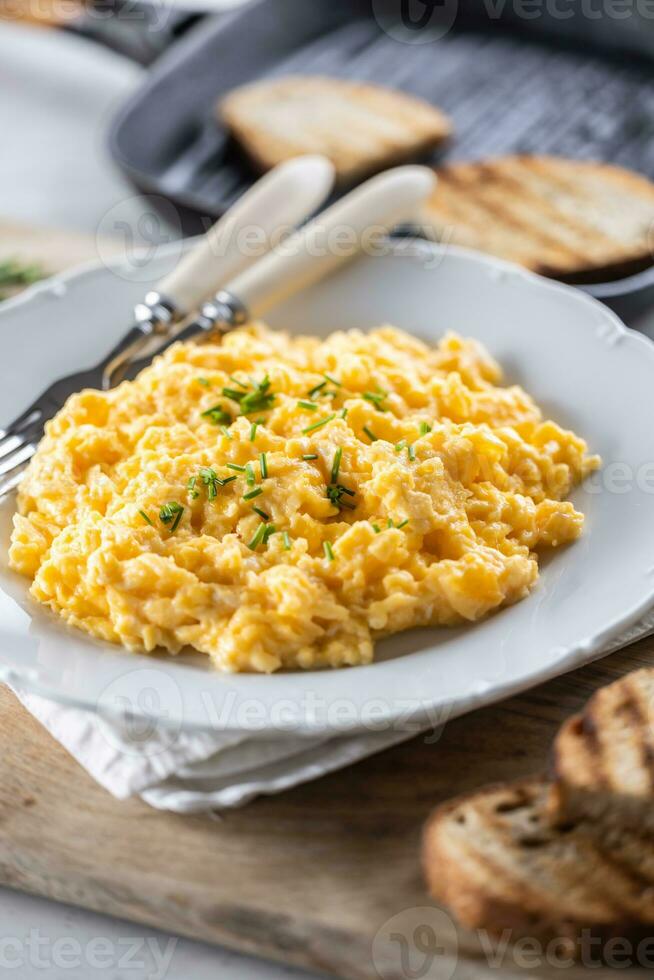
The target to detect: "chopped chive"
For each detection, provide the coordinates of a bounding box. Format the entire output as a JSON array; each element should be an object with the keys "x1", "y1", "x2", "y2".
[
  {"x1": 372, "y1": 523, "x2": 380, "y2": 534},
  {"x1": 388, "y1": 518, "x2": 393, "y2": 528},
  {"x1": 247, "y1": 523, "x2": 267, "y2": 550},
  {"x1": 263, "y1": 524, "x2": 277, "y2": 545},
  {"x1": 218, "y1": 476, "x2": 237, "y2": 487},
  {"x1": 397, "y1": 519, "x2": 409, "y2": 529},
  {"x1": 196, "y1": 377, "x2": 211, "y2": 387},
  {"x1": 201, "y1": 404, "x2": 231, "y2": 426},
  {"x1": 302, "y1": 413, "x2": 335, "y2": 435},
  {"x1": 259, "y1": 452, "x2": 268, "y2": 479},
  {"x1": 245, "y1": 462, "x2": 256, "y2": 486},
  {"x1": 220, "y1": 425, "x2": 232, "y2": 440},
  {"x1": 363, "y1": 425, "x2": 378, "y2": 443},
  {"x1": 222, "y1": 387, "x2": 245, "y2": 402},
  {"x1": 252, "y1": 505, "x2": 270, "y2": 521},
  {"x1": 138, "y1": 509, "x2": 153, "y2": 526},
  {"x1": 282, "y1": 531, "x2": 291, "y2": 550},
  {"x1": 250, "y1": 421, "x2": 259, "y2": 442},
  {"x1": 323, "y1": 541, "x2": 335, "y2": 562},
  {"x1": 420, "y1": 422, "x2": 432, "y2": 436},
  {"x1": 229, "y1": 375, "x2": 248, "y2": 389},
  {"x1": 324, "y1": 373, "x2": 341, "y2": 387},
  {"x1": 243, "y1": 487, "x2": 263, "y2": 501},
  {"x1": 240, "y1": 374, "x2": 275, "y2": 414},
  {"x1": 302, "y1": 453, "x2": 318, "y2": 461},
  {"x1": 340, "y1": 408, "x2": 348, "y2": 420},
  {"x1": 330, "y1": 447, "x2": 342, "y2": 484},
  {"x1": 308, "y1": 380, "x2": 327, "y2": 398},
  {"x1": 226, "y1": 463, "x2": 246, "y2": 473},
  {"x1": 395, "y1": 439, "x2": 407, "y2": 452},
  {"x1": 159, "y1": 501, "x2": 184, "y2": 533},
  {"x1": 408, "y1": 444, "x2": 416, "y2": 461},
  {"x1": 298, "y1": 400, "x2": 318, "y2": 411},
  {"x1": 186, "y1": 476, "x2": 199, "y2": 500},
  {"x1": 326, "y1": 482, "x2": 356, "y2": 511},
  {"x1": 363, "y1": 391, "x2": 387, "y2": 411}
]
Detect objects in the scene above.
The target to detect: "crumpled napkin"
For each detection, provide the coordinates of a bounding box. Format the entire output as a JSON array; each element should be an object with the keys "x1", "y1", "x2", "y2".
[{"x1": 12, "y1": 608, "x2": 654, "y2": 812}]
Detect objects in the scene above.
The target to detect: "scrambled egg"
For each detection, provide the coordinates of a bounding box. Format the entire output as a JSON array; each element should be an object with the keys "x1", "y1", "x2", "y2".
[{"x1": 9, "y1": 324, "x2": 599, "y2": 673}]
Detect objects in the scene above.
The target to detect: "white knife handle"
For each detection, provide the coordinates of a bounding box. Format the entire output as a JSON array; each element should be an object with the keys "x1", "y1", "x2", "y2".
[
  {"x1": 225, "y1": 166, "x2": 436, "y2": 317},
  {"x1": 156, "y1": 155, "x2": 335, "y2": 316}
]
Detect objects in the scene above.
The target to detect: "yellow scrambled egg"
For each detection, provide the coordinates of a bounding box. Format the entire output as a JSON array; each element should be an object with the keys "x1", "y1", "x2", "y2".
[{"x1": 9, "y1": 324, "x2": 599, "y2": 672}]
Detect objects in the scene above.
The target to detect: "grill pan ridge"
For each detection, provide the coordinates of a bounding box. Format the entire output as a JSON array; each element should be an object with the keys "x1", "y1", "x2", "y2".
[{"x1": 109, "y1": 0, "x2": 654, "y2": 311}]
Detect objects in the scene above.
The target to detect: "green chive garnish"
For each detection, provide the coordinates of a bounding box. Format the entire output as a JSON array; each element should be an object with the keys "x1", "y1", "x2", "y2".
[
  {"x1": 298, "y1": 400, "x2": 318, "y2": 411},
  {"x1": 259, "y1": 452, "x2": 268, "y2": 479},
  {"x1": 363, "y1": 426, "x2": 378, "y2": 443},
  {"x1": 245, "y1": 462, "x2": 256, "y2": 486},
  {"x1": 138, "y1": 509, "x2": 153, "y2": 526},
  {"x1": 302, "y1": 453, "x2": 318, "y2": 461},
  {"x1": 229, "y1": 375, "x2": 248, "y2": 389},
  {"x1": 186, "y1": 476, "x2": 199, "y2": 500},
  {"x1": 227, "y1": 463, "x2": 246, "y2": 473},
  {"x1": 420, "y1": 422, "x2": 432, "y2": 436},
  {"x1": 201, "y1": 405, "x2": 231, "y2": 426},
  {"x1": 330, "y1": 447, "x2": 342, "y2": 484},
  {"x1": 323, "y1": 541, "x2": 335, "y2": 562},
  {"x1": 282, "y1": 531, "x2": 291, "y2": 550},
  {"x1": 395, "y1": 440, "x2": 407, "y2": 452},
  {"x1": 247, "y1": 523, "x2": 267, "y2": 551},
  {"x1": 363, "y1": 390, "x2": 387, "y2": 411},
  {"x1": 340, "y1": 408, "x2": 348, "y2": 419},
  {"x1": 308, "y1": 381, "x2": 327, "y2": 398},
  {"x1": 220, "y1": 425, "x2": 232, "y2": 440},
  {"x1": 397, "y1": 519, "x2": 409, "y2": 529},
  {"x1": 197, "y1": 377, "x2": 211, "y2": 387},
  {"x1": 159, "y1": 501, "x2": 184, "y2": 533},
  {"x1": 408, "y1": 444, "x2": 416, "y2": 461},
  {"x1": 252, "y1": 505, "x2": 270, "y2": 521},
  {"x1": 243, "y1": 487, "x2": 263, "y2": 501},
  {"x1": 263, "y1": 524, "x2": 277, "y2": 546},
  {"x1": 302, "y1": 413, "x2": 335, "y2": 435},
  {"x1": 250, "y1": 422, "x2": 259, "y2": 442},
  {"x1": 324, "y1": 373, "x2": 341, "y2": 387},
  {"x1": 372, "y1": 523, "x2": 380, "y2": 534}
]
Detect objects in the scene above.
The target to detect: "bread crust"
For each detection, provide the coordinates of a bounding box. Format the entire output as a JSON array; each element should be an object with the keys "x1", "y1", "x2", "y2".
[
  {"x1": 219, "y1": 75, "x2": 452, "y2": 186},
  {"x1": 421, "y1": 155, "x2": 654, "y2": 284}
]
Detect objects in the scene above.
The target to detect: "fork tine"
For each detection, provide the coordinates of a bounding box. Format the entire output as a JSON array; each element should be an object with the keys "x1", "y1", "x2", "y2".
[
  {"x1": 0, "y1": 406, "x2": 42, "y2": 443},
  {"x1": 0, "y1": 418, "x2": 44, "y2": 459},
  {"x1": 0, "y1": 461, "x2": 29, "y2": 499},
  {"x1": 0, "y1": 441, "x2": 35, "y2": 478}
]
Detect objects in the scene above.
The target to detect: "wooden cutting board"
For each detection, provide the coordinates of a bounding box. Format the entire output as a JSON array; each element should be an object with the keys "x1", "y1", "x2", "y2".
[{"x1": 1, "y1": 220, "x2": 653, "y2": 980}]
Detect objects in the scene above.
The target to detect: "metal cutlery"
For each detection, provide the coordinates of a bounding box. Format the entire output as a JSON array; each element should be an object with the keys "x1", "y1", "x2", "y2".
[{"x1": 0, "y1": 156, "x2": 334, "y2": 498}]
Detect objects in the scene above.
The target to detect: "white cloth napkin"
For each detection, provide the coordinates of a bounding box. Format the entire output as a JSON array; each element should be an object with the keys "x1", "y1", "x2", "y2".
[{"x1": 12, "y1": 608, "x2": 654, "y2": 812}]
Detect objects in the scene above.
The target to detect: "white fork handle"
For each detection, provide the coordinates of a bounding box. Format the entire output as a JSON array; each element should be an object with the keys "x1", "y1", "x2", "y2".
[
  {"x1": 156, "y1": 155, "x2": 335, "y2": 315},
  {"x1": 225, "y1": 166, "x2": 436, "y2": 317}
]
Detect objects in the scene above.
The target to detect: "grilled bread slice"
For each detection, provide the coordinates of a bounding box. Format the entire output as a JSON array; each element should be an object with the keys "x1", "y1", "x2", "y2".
[
  {"x1": 550, "y1": 668, "x2": 654, "y2": 835},
  {"x1": 420, "y1": 156, "x2": 654, "y2": 284},
  {"x1": 423, "y1": 776, "x2": 654, "y2": 947},
  {"x1": 219, "y1": 76, "x2": 452, "y2": 186}
]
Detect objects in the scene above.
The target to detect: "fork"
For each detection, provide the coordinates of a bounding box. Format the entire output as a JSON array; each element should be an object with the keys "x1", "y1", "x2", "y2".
[{"x1": 0, "y1": 156, "x2": 334, "y2": 498}]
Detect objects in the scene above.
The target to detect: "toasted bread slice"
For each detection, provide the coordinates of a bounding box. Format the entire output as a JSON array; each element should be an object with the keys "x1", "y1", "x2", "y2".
[
  {"x1": 420, "y1": 156, "x2": 654, "y2": 284},
  {"x1": 550, "y1": 668, "x2": 654, "y2": 835},
  {"x1": 219, "y1": 76, "x2": 452, "y2": 186},
  {"x1": 423, "y1": 776, "x2": 654, "y2": 947}
]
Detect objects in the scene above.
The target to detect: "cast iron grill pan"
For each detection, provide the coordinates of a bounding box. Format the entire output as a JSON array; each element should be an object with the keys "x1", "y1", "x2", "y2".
[{"x1": 109, "y1": 0, "x2": 654, "y2": 306}]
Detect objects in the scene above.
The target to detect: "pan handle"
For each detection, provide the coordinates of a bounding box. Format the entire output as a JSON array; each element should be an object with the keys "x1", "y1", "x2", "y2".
[{"x1": 62, "y1": 0, "x2": 203, "y2": 67}]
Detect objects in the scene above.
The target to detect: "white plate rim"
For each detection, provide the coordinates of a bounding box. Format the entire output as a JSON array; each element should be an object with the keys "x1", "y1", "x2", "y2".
[{"x1": 1, "y1": 238, "x2": 654, "y2": 735}]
